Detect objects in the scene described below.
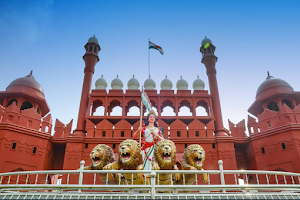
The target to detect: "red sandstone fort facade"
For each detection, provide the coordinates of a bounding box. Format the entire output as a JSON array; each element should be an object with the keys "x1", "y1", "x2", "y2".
[{"x1": 1, "y1": 36, "x2": 300, "y2": 183}]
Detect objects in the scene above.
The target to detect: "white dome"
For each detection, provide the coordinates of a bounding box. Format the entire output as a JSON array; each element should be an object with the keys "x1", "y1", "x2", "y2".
[
  {"x1": 88, "y1": 35, "x2": 99, "y2": 44},
  {"x1": 193, "y1": 75, "x2": 205, "y2": 90},
  {"x1": 95, "y1": 75, "x2": 107, "y2": 89},
  {"x1": 160, "y1": 75, "x2": 173, "y2": 90},
  {"x1": 127, "y1": 75, "x2": 140, "y2": 89},
  {"x1": 111, "y1": 75, "x2": 123, "y2": 89},
  {"x1": 201, "y1": 36, "x2": 212, "y2": 47},
  {"x1": 176, "y1": 76, "x2": 188, "y2": 90},
  {"x1": 144, "y1": 75, "x2": 156, "y2": 90}
]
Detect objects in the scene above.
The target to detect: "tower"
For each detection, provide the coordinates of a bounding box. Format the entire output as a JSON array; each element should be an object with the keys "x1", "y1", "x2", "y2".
[
  {"x1": 73, "y1": 35, "x2": 101, "y2": 137},
  {"x1": 200, "y1": 37, "x2": 227, "y2": 137}
]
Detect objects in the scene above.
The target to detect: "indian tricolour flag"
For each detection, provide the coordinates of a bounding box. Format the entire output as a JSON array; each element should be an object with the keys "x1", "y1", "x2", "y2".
[
  {"x1": 149, "y1": 41, "x2": 164, "y2": 55},
  {"x1": 141, "y1": 90, "x2": 152, "y2": 112}
]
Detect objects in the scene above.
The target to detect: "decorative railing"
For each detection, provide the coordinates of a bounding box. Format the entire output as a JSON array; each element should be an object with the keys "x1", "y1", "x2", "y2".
[{"x1": 1, "y1": 160, "x2": 300, "y2": 199}]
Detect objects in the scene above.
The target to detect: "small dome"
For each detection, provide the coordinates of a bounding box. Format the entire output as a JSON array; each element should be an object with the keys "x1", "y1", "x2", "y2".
[
  {"x1": 88, "y1": 35, "x2": 99, "y2": 44},
  {"x1": 7, "y1": 71, "x2": 44, "y2": 96},
  {"x1": 201, "y1": 36, "x2": 212, "y2": 47},
  {"x1": 256, "y1": 72, "x2": 294, "y2": 99},
  {"x1": 176, "y1": 76, "x2": 188, "y2": 90},
  {"x1": 95, "y1": 75, "x2": 107, "y2": 89},
  {"x1": 144, "y1": 75, "x2": 156, "y2": 90},
  {"x1": 193, "y1": 75, "x2": 205, "y2": 90},
  {"x1": 111, "y1": 75, "x2": 123, "y2": 89},
  {"x1": 128, "y1": 75, "x2": 140, "y2": 89},
  {"x1": 160, "y1": 75, "x2": 173, "y2": 90}
]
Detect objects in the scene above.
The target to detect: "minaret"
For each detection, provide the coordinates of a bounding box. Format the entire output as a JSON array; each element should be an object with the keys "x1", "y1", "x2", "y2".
[
  {"x1": 73, "y1": 35, "x2": 101, "y2": 137},
  {"x1": 200, "y1": 36, "x2": 227, "y2": 137}
]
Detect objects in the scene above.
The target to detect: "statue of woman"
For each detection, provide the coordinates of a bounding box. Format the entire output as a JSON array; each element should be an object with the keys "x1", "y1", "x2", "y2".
[{"x1": 133, "y1": 110, "x2": 164, "y2": 170}]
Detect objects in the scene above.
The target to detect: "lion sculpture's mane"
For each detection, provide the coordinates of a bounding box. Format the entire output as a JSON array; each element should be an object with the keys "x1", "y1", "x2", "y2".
[
  {"x1": 83, "y1": 144, "x2": 116, "y2": 183},
  {"x1": 152, "y1": 139, "x2": 180, "y2": 192},
  {"x1": 179, "y1": 144, "x2": 207, "y2": 185},
  {"x1": 153, "y1": 140, "x2": 177, "y2": 170},
  {"x1": 104, "y1": 139, "x2": 144, "y2": 185}
]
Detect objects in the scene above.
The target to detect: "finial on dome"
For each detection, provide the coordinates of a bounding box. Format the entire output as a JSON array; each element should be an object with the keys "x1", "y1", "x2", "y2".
[
  {"x1": 165, "y1": 75, "x2": 167, "y2": 78},
  {"x1": 149, "y1": 75, "x2": 151, "y2": 78},
  {"x1": 205, "y1": 36, "x2": 207, "y2": 38},
  {"x1": 133, "y1": 75, "x2": 134, "y2": 78},
  {"x1": 267, "y1": 71, "x2": 270, "y2": 76},
  {"x1": 101, "y1": 74, "x2": 103, "y2": 78},
  {"x1": 93, "y1": 34, "x2": 95, "y2": 37},
  {"x1": 30, "y1": 70, "x2": 33, "y2": 75},
  {"x1": 117, "y1": 75, "x2": 118, "y2": 78},
  {"x1": 180, "y1": 75, "x2": 182, "y2": 79},
  {"x1": 197, "y1": 75, "x2": 199, "y2": 79}
]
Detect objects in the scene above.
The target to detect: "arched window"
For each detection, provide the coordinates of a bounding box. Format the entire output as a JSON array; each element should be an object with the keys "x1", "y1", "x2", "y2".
[
  {"x1": 6, "y1": 99, "x2": 17, "y2": 107},
  {"x1": 178, "y1": 100, "x2": 192, "y2": 116},
  {"x1": 91, "y1": 100, "x2": 105, "y2": 116},
  {"x1": 20, "y1": 101, "x2": 33, "y2": 111},
  {"x1": 267, "y1": 101, "x2": 279, "y2": 112},
  {"x1": 161, "y1": 100, "x2": 176, "y2": 116},
  {"x1": 125, "y1": 100, "x2": 140, "y2": 116},
  {"x1": 89, "y1": 46, "x2": 93, "y2": 52},
  {"x1": 93, "y1": 47, "x2": 97, "y2": 53},
  {"x1": 282, "y1": 99, "x2": 293, "y2": 109},
  {"x1": 196, "y1": 100, "x2": 210, "y2": 116},
  {"x1": 108, "y1": 100, "x2": 122, "y2": 116}
]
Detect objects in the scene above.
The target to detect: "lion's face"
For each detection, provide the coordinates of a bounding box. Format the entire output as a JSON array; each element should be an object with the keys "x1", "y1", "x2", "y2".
[
  {"x1": 184, "y1": 144, "x2": 205, "y2": 169},
  {"x1": 90, "y1": 144, "x2": 115, "y2": 169},
  {"x1": 154, "y1": 140, "x2": 176, "y2": 169},
  {"x1": 118, "y1": 139, "x2": 143, "y2": 169}
]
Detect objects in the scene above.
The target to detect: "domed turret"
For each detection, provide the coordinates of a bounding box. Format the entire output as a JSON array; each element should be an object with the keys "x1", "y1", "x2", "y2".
[
  {"x1": 95, "y1": 75, "x2": 107, "y2": 89},
  {"x1": 127, "y1": 75, "x2": 140, "y2": 89},
  {"x1": 111, "y1": 75, "x2": 123, "y2": 89},
  {"x1": 193, "y1": 75, "x2": 205, "y2": 90},
  {"x1": 6, "y1": 71, "x2": 44, "y2": 98},
  {"x1": 256, "y1": 72, "x2": 294, "y2": 99},
  {"x1": 88, "y1": 35, "x2": 99, "y2": 45},
  {"x1": 144, "y1": 75, "x2": 156, "y2": 90},
  {"x1": 201, "y1": 36, "x2": 212, "y2": 47},
  {"x1": 176, "y1": 76, "x2": 188, "y2": 90},
  {"x1": 160, "y1": 75, "x2": 173, "y2": 90}
]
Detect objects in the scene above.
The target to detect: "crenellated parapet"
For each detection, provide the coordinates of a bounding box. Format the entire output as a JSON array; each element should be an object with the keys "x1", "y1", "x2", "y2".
[
  {"x1": 247, "y1": 104, "x2": 300, "y2": 135},
  {"x1": 53, "y1": 119, "x2": 73, "y2": 138},
  {"x1": 228, "y1": 119, "x2": 247, "y2": 138},
  {"x1": 1, "y1": 101, "x2": 52, "y2": 134}
]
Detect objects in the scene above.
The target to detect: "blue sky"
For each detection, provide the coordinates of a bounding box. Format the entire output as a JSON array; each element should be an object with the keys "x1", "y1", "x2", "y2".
[{"x1": 0, "y1": 0, "x2": 300, "y2": 133}]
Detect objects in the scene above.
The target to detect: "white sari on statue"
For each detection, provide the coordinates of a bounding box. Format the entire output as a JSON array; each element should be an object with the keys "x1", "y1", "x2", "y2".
[{"x1": 141, "y1": 126, "x2": 160, "y2": 170}]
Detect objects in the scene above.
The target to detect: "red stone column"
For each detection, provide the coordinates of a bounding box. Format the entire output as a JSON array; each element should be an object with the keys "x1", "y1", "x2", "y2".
[
  {"x1": 73, "y1": 38, "x2": 100, "y2": 137},
  {"x1": 202, "y1": 55, "x2": 227, "y2": 137}
]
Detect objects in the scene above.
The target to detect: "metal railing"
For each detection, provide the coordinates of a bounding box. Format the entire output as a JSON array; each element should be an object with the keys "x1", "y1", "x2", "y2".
[{"x1": 1, "y1": 160, "x2": 300, "y2": 199}]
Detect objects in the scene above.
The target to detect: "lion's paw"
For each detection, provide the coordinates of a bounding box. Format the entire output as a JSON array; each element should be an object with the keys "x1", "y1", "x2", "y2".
[
  {"x1": 174, "y1": 173, "x2": 180, "y2": 181},
  {"x1": 137, "y1": 173, "x2": 144, "y2": 181},
  {"x1": 152, "y1": 163, "x2": 160, "y2": 170},
  {"x1": 103, "y1": 164, "x2": 112, "y2": 170}
]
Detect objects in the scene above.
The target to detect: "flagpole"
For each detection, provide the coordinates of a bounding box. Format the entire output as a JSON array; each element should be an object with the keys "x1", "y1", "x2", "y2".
[
  {"x1": 139, "y1": 86, "x2": 144, "y2": 147},
  {"x1": 148, "y1": 39, "x2": 150, "y2": 77}
]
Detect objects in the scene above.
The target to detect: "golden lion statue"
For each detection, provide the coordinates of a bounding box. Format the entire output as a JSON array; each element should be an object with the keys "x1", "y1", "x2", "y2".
[
  {"x1": 152, "y1": 139, "x2": 180, "y2": 190},
  {"x1": 83, "y1": 144, "x2": 117, "y2": 184},
  {"x1": 103, "y1": 139, "x2": 144, "y2": 185},
  {"x1": 177, "y1": 144, "x2": 208, "y2": 186}
]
